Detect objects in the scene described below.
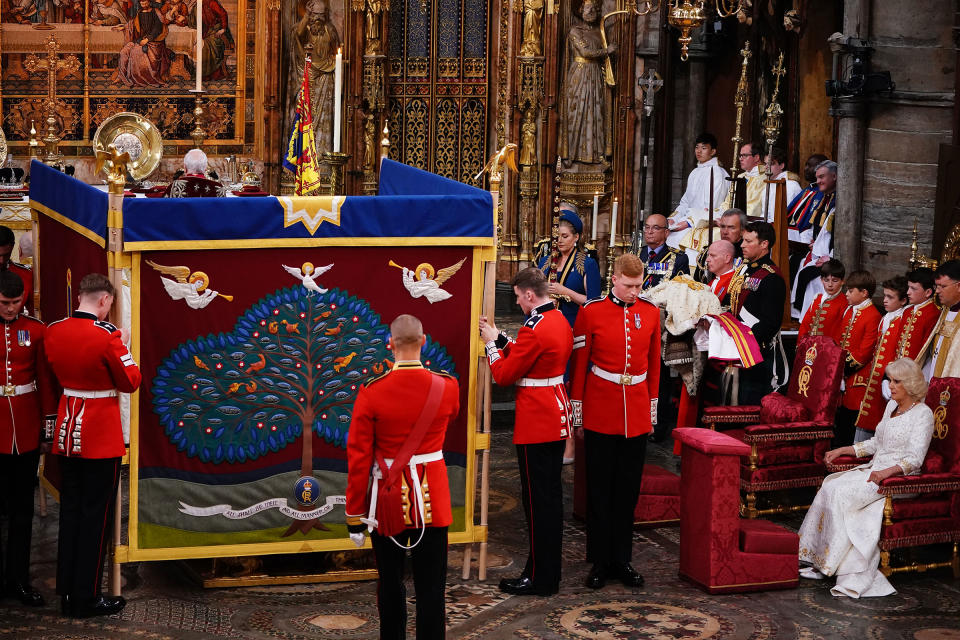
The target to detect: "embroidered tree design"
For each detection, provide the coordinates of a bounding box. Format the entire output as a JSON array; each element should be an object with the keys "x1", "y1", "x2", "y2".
[{"x1": 152, "y1": 285, "x2": 456, "y2": 468}]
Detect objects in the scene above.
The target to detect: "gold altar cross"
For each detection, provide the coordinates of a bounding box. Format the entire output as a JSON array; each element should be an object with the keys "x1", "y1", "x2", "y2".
[{"x1": 23, "y1": 35, "x2": 81, "y2": 163}]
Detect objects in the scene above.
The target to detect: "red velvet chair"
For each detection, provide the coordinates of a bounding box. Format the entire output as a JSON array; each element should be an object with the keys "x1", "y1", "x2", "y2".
[
  {"x1": 572, "y1": 432, "x2": 680, "y2": 526},
  {"x1": 700, "y1": 335, "x2": 843, "y2": 518},
  {"x1": 827, "y1": 377, "x2": 960, "y2": 578},
  {"x1": 674, "y1": 427, "x2": 798, "y2": 593}
]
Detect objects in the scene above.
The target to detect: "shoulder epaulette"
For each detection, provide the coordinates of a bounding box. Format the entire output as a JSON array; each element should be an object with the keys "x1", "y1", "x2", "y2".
[
  {"x1": 365, "y1": 369, "x2": 391, "y2": 387},
  {"x1": 10, "y1": 261, "x2": 31, "y2": 271},
  {"x1": 582, "y1": 297, "x2": 604, "y2": 307},
  {"x1": 46, "y1": 316, "x2": 69, "y2": 328},
  {"x1": 94, "y1": 319, "x2": 119, "y2": 333},
  {"x1": 19, "y1": 313, "x2": 42, "y2": 325},
  {"x1": 524, "y1": 315, "x2": 544, "y2": 330},
  {"x1": 763, "y1": 264, "x2": 777, "y2": 274},
  {"x1": 636, "y1": 296, "x2": 658, "y2": 308},
  {"x1": 432, "y1": 369, "x2": 457, "y2": 380}
]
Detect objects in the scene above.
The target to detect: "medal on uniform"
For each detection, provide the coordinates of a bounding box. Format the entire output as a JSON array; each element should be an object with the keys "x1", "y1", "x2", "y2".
[
  {"x1": 17, "y1": 330, "x2": 30, "y2": 347},
  {"x1": 634, "y1": 314, "x2": 642, "y2": 329}
]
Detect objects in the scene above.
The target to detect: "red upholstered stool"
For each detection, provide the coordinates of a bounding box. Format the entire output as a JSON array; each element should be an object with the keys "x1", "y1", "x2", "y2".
[
  {"x1": 572, "y1": 431, "x2": 681, "y2": 526},
  {"x1": 674, "y1": 427, "x2": 799, "y2": 594}
]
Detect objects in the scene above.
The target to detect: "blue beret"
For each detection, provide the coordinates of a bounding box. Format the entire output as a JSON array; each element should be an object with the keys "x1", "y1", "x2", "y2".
[{"x1": 559, "y1": 209, "x2": 583, "y2": 235}]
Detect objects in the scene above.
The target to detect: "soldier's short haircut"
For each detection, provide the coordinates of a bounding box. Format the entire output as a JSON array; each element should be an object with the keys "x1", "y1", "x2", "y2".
[
  {"x1": 720, "y1": 208, "x2": 747, "y2": 228},
  {"x1": 0, "y1": 270, "x2": 24, "y2": 299},
  {"x1": 882, "y1": 275, "x2": 908, "y2": 301},
  {"x1": 512, "y1": 266, "x2": 548, "y2": 297},
  {"x1": 695, "y1": 132, "x2": 718, "y2": 149},
  {"x1": 820, "y1": 258, "x2": 845, "y2": 280},
  {"x1": 767, "y1": 146, "x2": 788, "y2": 166},
  {"x1": 744, "y1": 221, "x2": 776, "y2": 249},
  {"x1": 937, "y1": 259, "x2": 960, "y2": 282},
  {"x1": 78, "y1": 273, "x2": 115, "y2": 297},
  {"x1": 845, "y1": 270, "x2": 876, "y2": 296},
  {"x1": 614, "y1": 253, "x2": 644, "y2": 278},
  {"x1": 0, "y1": 225, "x2": 14, "y2": 248},
  {"x1": 906, "y1": 267, "x2": 936, "y2": 292},
  {"x1": 816, "y1": 159, "x2": 838, "y2": 175},
  {"x1": 389, "y1": 314, "x2": 423, "y2": 346}
]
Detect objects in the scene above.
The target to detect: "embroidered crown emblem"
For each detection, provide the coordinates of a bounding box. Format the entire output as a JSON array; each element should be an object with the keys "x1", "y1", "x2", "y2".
[
  {"x1": 804, "y1": 343, "x2": 818, "y2": 366},
  {"x1": 941, "y1": 389, "x2": 951, "y2": 407}
]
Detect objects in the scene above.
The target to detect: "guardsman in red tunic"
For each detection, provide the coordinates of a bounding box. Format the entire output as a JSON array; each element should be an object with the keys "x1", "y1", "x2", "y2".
[
  {"x1": 834, "y1": 270, "x2": 882, "y2": 446},
  {"x1": 855, "y1": 276, "x2": 908, "y2": 439},
  {"x1": 45, "y1": 274, "x2": 141, "y2": 619},
  {"x1": 480, "y1": 267, "x2": 572, "y2": 596},
  {"x1": 0, "y1": 225, "x2": 33, "y2": 316},
  {"x1": 569, "y1": 254, "x2": 660, "y2": 590},
  {"x1": 798, "y1": 258, "x2": 846, "y2": 343},
  {"x1": 897, "y1": 268, "x2": 940, "y2": 365},
  {"x1": 0, "y1": 271, "x2": 56, "y2": 607},
  {"x1": 345, "y1": 314, "x2": 459, "y2": 640}
]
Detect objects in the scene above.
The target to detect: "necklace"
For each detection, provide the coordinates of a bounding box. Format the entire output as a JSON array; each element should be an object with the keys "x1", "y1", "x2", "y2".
[{"x1": 892, "y1": 400, "x2": 918, "y2": 418}]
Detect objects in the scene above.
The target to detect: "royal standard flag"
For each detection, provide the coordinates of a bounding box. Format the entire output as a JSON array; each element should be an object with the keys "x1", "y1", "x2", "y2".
[{"x1": 282, "y1": 58, "x2": 324, "y2": 196}]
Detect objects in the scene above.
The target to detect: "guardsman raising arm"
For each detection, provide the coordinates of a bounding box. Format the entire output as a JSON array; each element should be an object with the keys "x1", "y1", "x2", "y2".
[
  {"x1": 345, "y1": 314, "x2": 460, "y2": 640},
  {"x1": 45, "y1": 273, "x2": 141, "y2": 619},
  {"x1": 479, "y1": 267, "x2": 572, "y2": 597},
  {"x1": 569, "y1": 253, "x2": 660, "y2": 590},
  {"x1": 0, "y1": 271, "x2": 57, "y2": 607}
]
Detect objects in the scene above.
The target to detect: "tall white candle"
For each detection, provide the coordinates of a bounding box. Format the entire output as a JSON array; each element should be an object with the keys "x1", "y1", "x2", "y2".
[
  {"x1": 195, "y1": 0, "x2": 203, "y2": 92},
  {"x1": 333, "y1": 48, "x2": 343, "y2": 153},
  {"x1": 592, "y1": 191, "x2": 599, "y2": 241},
  {"x1": 610, "y1": 197, "x2": 619, "y2": 246}
]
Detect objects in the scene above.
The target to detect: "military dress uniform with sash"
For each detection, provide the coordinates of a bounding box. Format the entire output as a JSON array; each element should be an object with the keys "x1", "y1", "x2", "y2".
[
  {"x1": 724, "y1": 254, "x2": 787, "y2": 405},
  {"x1": 569, "y1": 292, "x2": 660, "y2": 575},
  {"x1": 345, "y1": 361, "x2": 460, "y2": 639},
  {"x1": 638, "y1": 244, "x2": 688, "y2": 290},
  {"x1": 537, "y1": 248, "x2": 602, "y2": 328},
  {"x1": 798, "y1": 291, "x2": 846, "y2": 343},
  {"x1": 44, "y1": 312, "x2": 141, "y2": 607},
  {"x1": 485, "y1": 301, "x2": 573, "y2": 594},
  {"x1": 835, "y1": 299, "x2": 882, "y2": 445},
  {"x1": 0, "y1": 313, "x2": 56, "y2": 594},
  {"x1": 856, "y1": 307, "x2": 907, "y2": 434}
]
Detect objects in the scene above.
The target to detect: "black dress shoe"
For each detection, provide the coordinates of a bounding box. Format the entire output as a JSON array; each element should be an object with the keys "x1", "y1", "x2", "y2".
[
  {"x1": 70, "y1": 595, "x2": 126, "y2": 619},
  {"x1": 498, "y1": 576, "x2": 557, "y2": 596},
  {"x1": 584, "y1": 564, "x2": 606, "y2": 589},
  {"x1": 612, "y1": 563, "x2": 645, "y2": 588},
  {"x1": 4, "y1": 582, "x2": 44, "y2": 607}
]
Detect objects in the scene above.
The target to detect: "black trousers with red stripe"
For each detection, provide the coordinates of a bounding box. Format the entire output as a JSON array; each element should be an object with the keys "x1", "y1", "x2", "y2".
[
  {"x1": 56, "y1": 455, "x2": 121, "y2": 598},
  {"x1": 0, "y1": 449, "x2": 40, "y2": 586},
  {"x1": 516, "y1": 440, "x2": 564, "y2": 592}
]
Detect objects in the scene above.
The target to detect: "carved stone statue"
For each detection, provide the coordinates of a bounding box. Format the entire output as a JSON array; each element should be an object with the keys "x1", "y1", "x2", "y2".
[
  {"x1": 363, "y1": 113, "x2": 377, "y2": 169},
  {"x1": 519, "y1": 0, "x2": 543, "y2": 57},
  {"x1": 364, "y1": 0, "x2": 386, "y2": 56},
  {"x1": 558, "y1": 0, "x2": 615, "y2": 173},
  {"x1": 293, "y1": 0, "x2": 341, "y2": 159},
  {"x1": 520, "y1": 108, "x2": 537, "y2": 167}
]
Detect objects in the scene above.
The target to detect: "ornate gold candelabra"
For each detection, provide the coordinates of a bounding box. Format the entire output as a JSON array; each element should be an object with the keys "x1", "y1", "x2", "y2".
[
  {"x1": 190, "y1": 91, "x2": 206, "y2": 149},
  {"x1": 322, "y1": 151, "x2": 351, "y2": 196}
]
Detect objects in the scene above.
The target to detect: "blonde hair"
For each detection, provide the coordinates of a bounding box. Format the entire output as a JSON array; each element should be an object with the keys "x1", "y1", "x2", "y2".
[{"x1": 885, "y1": 357, "x2": 928, "y2": 402}]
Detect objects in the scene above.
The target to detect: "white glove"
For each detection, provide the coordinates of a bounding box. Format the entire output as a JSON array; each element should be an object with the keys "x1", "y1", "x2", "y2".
[
  {"x1": 651, "y1": 398, "x2": 658, "y2": 426},
  {"x1": 881, "y1": 379, "x2": 891, "y2": 401},
  {"x1": 349, "y1": 532, "x2": 366, "y2": 548},
  {"x1": 571, "y1": 400, "x2": 583, "y2": 428}
]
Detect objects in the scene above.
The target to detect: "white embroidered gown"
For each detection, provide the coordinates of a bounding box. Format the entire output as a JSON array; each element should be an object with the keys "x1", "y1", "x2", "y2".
[{"x1": 798, "y1": 401, "x2": 934, "y2": 598}]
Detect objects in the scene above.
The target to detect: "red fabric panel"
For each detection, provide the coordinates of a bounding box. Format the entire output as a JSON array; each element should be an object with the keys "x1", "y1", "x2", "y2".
[
  {"x1": 634, "y1": 493, "x2": 680, "y2": 525},
  {"x1": 787, "y1": 335, "x2": 844, "y2": 423},
  {"x1": 925, "y1": 378, "x2": 960, "y2": 474},
  {"x1": 759, "y1": 393, "x2": 810, "y2": 423},
  {"x1": 755, "y1": 443, "x2": 814, "y2": 466},
  {"x1": 743, "y1": 421, "x2": 832, "y2": 437},
  {"x1": 880, "y1": 472, "x2": 960, "y2": 491},
  {"x1": 739, "y1": 519, "x2": 799, "y2": 554},
  {"x1": 702, "y1": 405, "x2": 762, "y2": 423},
  {"x1": 673, "y1": 427, "x2": 751, "y2": 456},
  {"x1": 881, "y1": 517, "x2": 960, "y2": 542},
  {"x1": 890, "y1": 496, "x2": 952, "y2": 521},
  {"x1": 743, "y1": 462, "x2": 827, "y2": 486},
  {"x1": 922, "y1": 451, "x2": 946, "y2": 474},
  {"x1": 640, "y1": 464, "x2": 681, "y2": 495}
]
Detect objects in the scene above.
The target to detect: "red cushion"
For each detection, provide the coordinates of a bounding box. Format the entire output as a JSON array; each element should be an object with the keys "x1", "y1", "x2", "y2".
[
  {"x1": 922, "y1": 451, "x2": 946, "y2": 474},
  {"x1": 673, "y1": 428, "x2": 751, "y2": 456},
  {"x1": 702, "y1": 405, "x2": 762, "y2": 425},
  {"x1": 755, "y1": 444, "x2": 814, "y2": 466},
  {"x1": 634, "y1": 493, "x2": 680, "y2": 525},
  {"x1": 880, "y1": 472, "x2": 960, "y2": 491},
  {"x1": 739, "y1": 519, "x2": 799, "y2": 554},
  {"x1": 760, "y1": 393, "x2": 810, "y2": 424},
  {"x1": 889, "y1": 495, "x2": 953, "y2": 521},
  {"x1": 640, "y1": 464, "x2": 680, "y2": 495},
  {"x1": 742, "y1": 462, "x2": 827, "y2": 487},
  {"x1": 881, "y1": 516, "x2": 960, "y2": 543}
]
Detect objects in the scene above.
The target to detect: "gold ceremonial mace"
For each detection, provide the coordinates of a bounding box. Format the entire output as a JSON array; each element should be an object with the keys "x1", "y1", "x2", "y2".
[
  {"x1": 762, "y1": 51, "x2": 786, "y2": 222},
  {"x1": 723, "y1": 40, "x2": 751, "y2": 212}
]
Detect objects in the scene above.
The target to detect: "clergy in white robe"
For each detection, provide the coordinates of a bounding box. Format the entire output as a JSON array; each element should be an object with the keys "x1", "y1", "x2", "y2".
[
  {"x1": 798, "y1": 357, "x2": 933, "y2": 598},
  {"x1": 667, "y1": 132, "x2": 729, "y2": 265}
]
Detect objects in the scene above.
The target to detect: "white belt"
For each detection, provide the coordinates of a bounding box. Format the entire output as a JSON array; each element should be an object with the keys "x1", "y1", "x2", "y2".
[
  {"x1": 0, "y1": 381, "x2": 35, "y2": 397},
  {"x1": 591, "y1": 365, "x2": 647, "y2": 386},
  {"x1": 516, "y1": 375, "x2": 565, "y2": 387},
  {"x1": 363, "y1": 449, "x2": 444, "y2": 550},
  {"x1": 63, "y1": 388, "x2": 118, "y2": 399}
]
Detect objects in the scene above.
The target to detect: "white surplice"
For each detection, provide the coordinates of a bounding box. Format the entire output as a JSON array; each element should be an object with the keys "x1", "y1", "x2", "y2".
[{"x1": 798, "y1": 401, "x2": 934, "y2": 598}]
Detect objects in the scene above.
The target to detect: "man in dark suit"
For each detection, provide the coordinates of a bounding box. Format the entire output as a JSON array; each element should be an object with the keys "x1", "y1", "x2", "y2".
[{"x1": 638, "y1": 214, "x2": 689, "y2": 290}]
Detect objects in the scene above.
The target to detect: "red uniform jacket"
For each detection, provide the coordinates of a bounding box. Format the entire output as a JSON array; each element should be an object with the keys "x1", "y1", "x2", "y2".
[
  {"x1": 8, "y1": 262, "x2": 33, "y2": 316},
  {"x1": 798, "y1": 291, "x2": 845, "y2": 343},
  {"x1": 487, "y1": 303, "x2": 573, "y2": 445},
  {"x1": 710, "y1": 270, "x2": 734, "y2": 300},
  {"x1": 839, "y1": 300, "x2": 882, "y2": 411},
  {"x1": 345, "y1": 363, "x2": 460, "y2": 531},
  {"x1": 0, "y1": 314, "x2": 58, "y2": 455},
  {"x1": 896, "y1": 298, "x2": 940, "y2": 361},
  {"x1": 856, "y1": 309, "x2": 906, "y2": 432},
  {"x1": 45, "y1": 312, "x2": 141, "y2": 459},
  {"x1": 569, "y1": 293, "x2": 661, "y2": 438}
]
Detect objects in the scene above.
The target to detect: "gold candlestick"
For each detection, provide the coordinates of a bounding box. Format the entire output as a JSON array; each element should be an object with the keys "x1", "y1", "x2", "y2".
[
  {"x1": 190, "y1": 91, "x2": 206, "y2": 149},
  {"x1": 322, "y1": 151, "x2": 350, "y2": 196}
]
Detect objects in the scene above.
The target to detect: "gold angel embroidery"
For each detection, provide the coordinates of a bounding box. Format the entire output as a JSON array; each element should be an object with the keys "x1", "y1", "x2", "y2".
[
  {"x1": 389, "y1": 258, "x2": 466, "y2": 304},
  {"x1": 146, "y1": 261, "x2": 233, "y2": 309}
]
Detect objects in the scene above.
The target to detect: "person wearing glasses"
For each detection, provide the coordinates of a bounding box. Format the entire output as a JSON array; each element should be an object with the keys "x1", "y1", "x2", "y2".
[
  {"x1": 736, "y1": 141, "x2": 767, "y2": 219},
  {"x1": 925, "y1": 260, "x2": 960, "y2": 378},
  {"x1": 799, "y1": 357, "x2": 933, "y2": 598},
  {"x1": 638, "y1": 213, "x2": 688, "y2": 290}
]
